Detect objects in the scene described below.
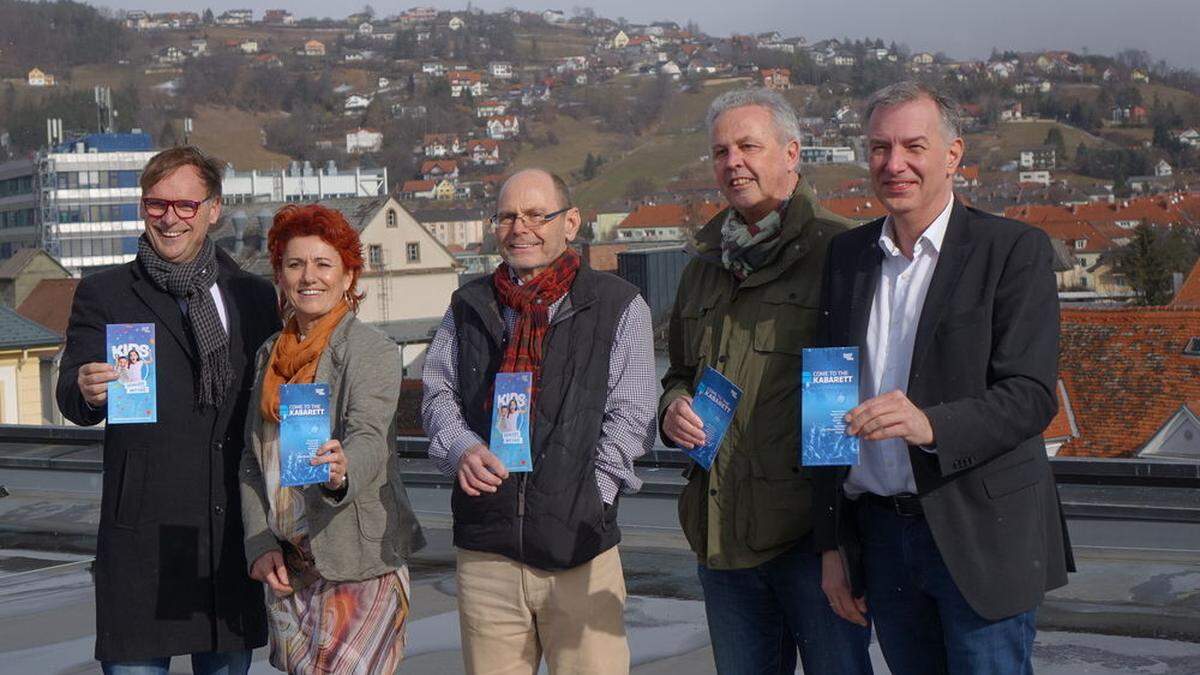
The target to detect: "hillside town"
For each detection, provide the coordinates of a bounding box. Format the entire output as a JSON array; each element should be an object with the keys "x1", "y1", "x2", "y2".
[{"x1": 0, "y1": 2, "x2": 1196, "y2": 463}]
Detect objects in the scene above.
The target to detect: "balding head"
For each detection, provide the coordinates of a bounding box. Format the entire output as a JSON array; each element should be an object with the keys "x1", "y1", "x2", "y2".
[{"x1": 494, "y1": 168, "x2": 580, "y2": 281}]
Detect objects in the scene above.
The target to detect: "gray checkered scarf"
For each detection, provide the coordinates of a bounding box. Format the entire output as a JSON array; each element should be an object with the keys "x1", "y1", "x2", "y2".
[{"x1": 136, "y1": 234, "x2": 231, "y2": 408}]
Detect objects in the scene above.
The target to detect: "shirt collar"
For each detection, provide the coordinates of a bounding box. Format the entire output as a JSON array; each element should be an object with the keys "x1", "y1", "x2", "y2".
[{"x1": 878, "y1": 194, "x2": 954, "y2": 258}]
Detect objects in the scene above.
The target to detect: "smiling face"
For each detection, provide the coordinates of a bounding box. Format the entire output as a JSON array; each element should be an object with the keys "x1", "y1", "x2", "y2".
[
  {"x1": 867, "y1": 96, "x2": 963, "y2": 230},
  {"x1": 278, "y1": 235, "x2": 353, "y2": 330},
  {"x1": 710, "y1": 105, "x2": 800, "y2": 223},
  {"x1": 495, "y1": 170, "x2": 580, "y2": 280},
  {"x1": 141, "y1": 165, "x2": 221, "y2": 264},
  {"x1": 128, "y1": 350, "x2": 140, "y2": 363}
]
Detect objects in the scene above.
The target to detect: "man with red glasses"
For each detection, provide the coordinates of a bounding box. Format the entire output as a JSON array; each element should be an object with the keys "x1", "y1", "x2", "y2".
[{"x1": 57, "y1": 146, "x2": 278, "y2": 674}]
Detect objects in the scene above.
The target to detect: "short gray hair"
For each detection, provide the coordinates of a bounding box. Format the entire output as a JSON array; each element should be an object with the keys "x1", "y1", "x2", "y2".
[
  {"x1": 863, "y1": 81, "x2": 964, "y2": 142},
  {"x1": 706, "y1": 88, "x2": 803, "y2": 147}
]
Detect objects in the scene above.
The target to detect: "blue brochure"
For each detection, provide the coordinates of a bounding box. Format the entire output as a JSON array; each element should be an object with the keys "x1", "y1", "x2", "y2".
[
  {"x1": 490, "y1": 372, "x2": 533, "y2": 472},
  {"x1": 106, "y1": 323, "x2": 157, "y2": 424},
  {"x1": 801, "y1": 347, "x2": 860, "y2": 466},
  {"x1": 278, "y1": 383, "x2": 332, "y2": 487},
  {"x1": 687, "y1": 366, "x2": 742, "y2": 470}
]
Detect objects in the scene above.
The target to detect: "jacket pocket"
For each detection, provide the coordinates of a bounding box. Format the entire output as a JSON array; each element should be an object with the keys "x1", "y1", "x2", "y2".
[
  {"x1": 982, "y1": 457, "x2": 1040, "y2": 499},
  {"x1": 679, "y1": 295, "x2": 718, "y2": 367},
  {"x1": 739, "y1": 451, "x2": 812, "y2": 552},
  {"x1": 354, "y1": 498, "x2": 388, "y2": 541},
  {"x1": 114, "y1": 447, "x2": 149, "y2": 529},
  {"x1": 753, "y1": 292, "x2": 818, "y2": 355}
]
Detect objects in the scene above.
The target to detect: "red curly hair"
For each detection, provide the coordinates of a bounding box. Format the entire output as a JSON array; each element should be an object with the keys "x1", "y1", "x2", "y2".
[{"x1": 267, "y1": 204, "x2": 366, "y2": 315}]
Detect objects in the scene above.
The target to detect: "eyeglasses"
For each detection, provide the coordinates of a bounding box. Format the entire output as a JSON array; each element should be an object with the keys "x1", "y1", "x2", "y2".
[
  {"x1": 141, "y1": 197, "x2": 211, "y2": 220},
  {"x1": 489, "y1": 206, "x2": 571, "y2": 231}
]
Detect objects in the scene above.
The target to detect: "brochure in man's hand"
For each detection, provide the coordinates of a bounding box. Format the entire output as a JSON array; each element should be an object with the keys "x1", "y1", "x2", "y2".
[
  {"x1": 490, "y1": 372, "x2": 533, "y2": 472},
  {"x1": 106, "y1": 323, "x2": 157, "y2": 424},
  {"x1": 801, "y1": 347, "x2": 860, "y2": 466},
  {"x1": 279, "y1": 383, "x2": 332, "y2": 487},
  {"x1": 687, "y1": 366, "x2": 742, "y2": 470}
]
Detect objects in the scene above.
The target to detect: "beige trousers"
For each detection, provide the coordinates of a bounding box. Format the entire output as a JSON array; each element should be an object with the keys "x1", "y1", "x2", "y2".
[{"x1": 455, "y1": 546, "x2": 630, "y2": 675}]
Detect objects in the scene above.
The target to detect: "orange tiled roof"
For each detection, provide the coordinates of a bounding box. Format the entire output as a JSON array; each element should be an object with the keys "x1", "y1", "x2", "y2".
[
  {"x1": 1057, "y1": 306, "x2": 1200, "y2": 458},
  {"x1": 821, "y1": 197, "x2": 887, "y2": 220},
  {"x1": 618, "y1": 202, "x2": 722, "y2": 229},
  {"x1": 958, "y1": 165, "x2": 980, "y2": 181},
  {"x1": 421, "y1": 159, "x2": 458, "y2": 173},
  {"x1": 1174, "y1": 258, "x2": 1200, "y2": 307},
  {"x1": 402, "y1": 179, "x2": 435, "y2": 192},
  {"x1": 1044, "y1": 382, "x2": 1075, "y2": 441}
]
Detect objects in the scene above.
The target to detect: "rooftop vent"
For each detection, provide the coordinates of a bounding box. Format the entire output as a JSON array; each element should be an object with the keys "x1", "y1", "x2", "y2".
[{"x1": 1186, "y1": 337, "x2": 1200, "y2": 357}]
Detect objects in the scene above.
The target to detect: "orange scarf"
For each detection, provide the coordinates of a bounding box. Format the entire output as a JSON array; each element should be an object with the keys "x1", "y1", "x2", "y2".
[{"x1": 259, "y1": 302, "x2": 350, "y2": 423}]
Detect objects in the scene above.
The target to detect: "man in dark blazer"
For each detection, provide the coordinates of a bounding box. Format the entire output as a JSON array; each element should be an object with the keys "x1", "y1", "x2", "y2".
[
  {"x1": 813, "y1": 82, "x2": 1073, "y2": 675},
  {"x1": 58, "y1": 146, "x2": 278, "y2": 674}
]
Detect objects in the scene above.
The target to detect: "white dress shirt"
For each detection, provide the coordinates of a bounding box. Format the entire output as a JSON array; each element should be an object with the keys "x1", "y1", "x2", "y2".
[{"x1": 845, "y1": 196, "x2": 953, "y2": 498}]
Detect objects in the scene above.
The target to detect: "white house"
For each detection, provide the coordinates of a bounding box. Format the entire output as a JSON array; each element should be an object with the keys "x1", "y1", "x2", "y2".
[
  {"x1": 346, "y1": 128, "x2": 384, "y2": 154},
  {"x1": 487, "y1": 115, "x2": 520, "y2": 140},
  {"x1": 26, "y1": 68, "x2": 55, "y2": 87},
  {"x1": 1155, "y1": 159, "x2": 1173, "y2": 177},
  {"x1": 448, "y1": 16, "x2": 465, "y2": 31},
  {"x1": 541, "y1": 9, "x2": 567, "y2": 24},
  {"x1": 1019, "y1": 170, "x2": 1052, "y2": 186},
  {"x1": 344, "y1": 94, "x2": 372, "y2": 113},
  {"x1": 475, "y1": 100, "x2": 508, "y2": 118},
  {"x1": 238, "y1": 40, "x2": 259, "y2": 54}
]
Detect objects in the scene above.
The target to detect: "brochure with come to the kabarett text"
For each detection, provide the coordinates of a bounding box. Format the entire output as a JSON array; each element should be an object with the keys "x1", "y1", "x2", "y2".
[
  {"x1": 687, "y1": 366, "x2": 743, "y2": 471},
  {"x1": 278, "y1": 383, "x2": 332, "y2": 487},
  {"x1": 801, "y1": 346, "x2": 861, "y2": 466}
]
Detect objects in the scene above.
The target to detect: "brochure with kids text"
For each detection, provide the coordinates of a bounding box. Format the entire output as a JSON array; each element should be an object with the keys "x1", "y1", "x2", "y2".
[
  {"x1": 801, "y1": 347, "x2": 861, "y2": 466},
  {"x1": 279, "y1": 383, "x2": 332, "y2": 487},
  {"x1": 106, "y1": 323, "x2": 157, "y2": 424},
  {"x1": 490, "y1": 372, "x2": 533, "y2": 472},
  {"x1": 687, "y1": 367, "x2": 742, "y2": 470}
]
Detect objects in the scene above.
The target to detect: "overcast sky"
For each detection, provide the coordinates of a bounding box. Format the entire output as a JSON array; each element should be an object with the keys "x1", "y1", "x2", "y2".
[{"x1": 94, "y1": 0, "x2": 1200, "y2": 71}]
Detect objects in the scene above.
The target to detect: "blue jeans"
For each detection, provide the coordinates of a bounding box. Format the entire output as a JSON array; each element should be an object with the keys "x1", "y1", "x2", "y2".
[
  {"x1": 858, "y1": 500, "x2": 1037, "y2": 675},
  {"x1": 101, "y1": 650, "x2": 252, "y2": 675},
  {"x1": 697, "y1": 537, "x2": 873, "y2": 675}
]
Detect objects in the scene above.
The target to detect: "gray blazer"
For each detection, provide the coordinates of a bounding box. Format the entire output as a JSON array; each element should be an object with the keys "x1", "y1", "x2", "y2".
[{"x1": 241, "y1": 312, "x2": 425, "y2": 582}]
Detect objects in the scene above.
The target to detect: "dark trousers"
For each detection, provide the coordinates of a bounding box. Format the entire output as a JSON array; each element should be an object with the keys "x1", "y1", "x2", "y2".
[
  {"x1": 858, "y1": 500, "x2": 1037, "y2": 675},
  {"x1": 697, "y1": 536, "x2": 873, "y2": 675}
]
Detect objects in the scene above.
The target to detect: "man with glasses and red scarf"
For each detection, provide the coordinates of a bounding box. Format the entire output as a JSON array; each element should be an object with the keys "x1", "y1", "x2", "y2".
[
  {"x1": 58, "y1": 146, "x2": 278, "y2": 674},
  {"x1": 422, "y1": 168, "x2": 657, "y2": 675}
]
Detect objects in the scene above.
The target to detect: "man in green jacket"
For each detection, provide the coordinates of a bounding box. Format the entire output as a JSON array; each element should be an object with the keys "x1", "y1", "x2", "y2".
[{"x1": 660, "y1": 88, "x2": 872, "y2": 674}]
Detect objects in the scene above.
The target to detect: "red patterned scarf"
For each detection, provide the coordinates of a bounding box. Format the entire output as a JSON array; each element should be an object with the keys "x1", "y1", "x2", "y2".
[{"x1": 492, "y1": 249, "x2": 581, "y2": 398}]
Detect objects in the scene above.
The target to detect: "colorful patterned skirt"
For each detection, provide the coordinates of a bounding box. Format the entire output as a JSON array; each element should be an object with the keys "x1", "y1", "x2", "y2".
[{"x1": 266, "y1": 547, "x2": 411, "y2": 675}]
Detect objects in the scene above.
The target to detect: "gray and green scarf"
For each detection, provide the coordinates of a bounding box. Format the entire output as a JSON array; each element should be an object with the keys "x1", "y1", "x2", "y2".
[{"x1": 720, "y1": 199, "x2": 789, "y2": 280}]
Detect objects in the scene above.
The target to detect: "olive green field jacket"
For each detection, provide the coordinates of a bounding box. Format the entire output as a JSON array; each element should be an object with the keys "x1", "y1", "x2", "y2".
[{"x1": 659, "y1": 179, "x2": 854, "y2": 570}]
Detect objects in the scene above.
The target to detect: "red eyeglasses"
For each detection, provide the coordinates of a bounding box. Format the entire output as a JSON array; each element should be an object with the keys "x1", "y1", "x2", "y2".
[{"x1": 141, "y1": 197, "x2": 211, "y2": 220}]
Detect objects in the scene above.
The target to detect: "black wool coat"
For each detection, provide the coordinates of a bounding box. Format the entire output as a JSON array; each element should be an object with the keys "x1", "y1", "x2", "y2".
[{"x1": 57, "y1": 247, "x2": 279, "y2": 661}]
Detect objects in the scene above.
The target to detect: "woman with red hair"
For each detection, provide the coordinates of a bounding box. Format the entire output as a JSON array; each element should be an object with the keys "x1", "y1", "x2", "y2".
[{"x1": 239, "y1": 204, "x2": 425, "y2": 674}]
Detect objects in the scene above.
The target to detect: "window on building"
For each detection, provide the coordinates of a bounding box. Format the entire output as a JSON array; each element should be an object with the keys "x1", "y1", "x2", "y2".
[
  {"x1": 386, "y1": 209, "x2": 397, "y2": 227},
  {"x1": 406, "y1": 242, "x2": 420, "y2": 263},
  {"x1": 369, "y1": 244, "x2": 384, "y2": 269}
]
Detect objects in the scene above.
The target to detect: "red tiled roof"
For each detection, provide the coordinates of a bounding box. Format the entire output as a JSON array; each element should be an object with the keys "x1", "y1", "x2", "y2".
[
  {"x1": 1057, "y1": 307, "x2": 1200, "y2": 458},
  {"x1": 821, "y1": 197, "x2": 887, "y2": 220},
  {"x1": 582, "y1": 242, "x2": 628, "y2": 272},
  {"x1": 15, "y1": 278, "x2": 79, "y2": 336},
  {"x1": 618, "y1": 202, "x2": 722, "y2": 229},
  {"x1": 402, "y1": 179, "x2": 435, "y2": 192},
  {"x1": 1174, "y1": 258, "x2": 1200, "y2": 307},
  {"x1": 958, "y1": 165, "x2": 980, "y2": 182},
  {"x1": 421, "y1": 159, "x2": 458, "y2": 173},
  {"x1": 1044, "y1": 381, "x2": 1075, "y2": 441}
]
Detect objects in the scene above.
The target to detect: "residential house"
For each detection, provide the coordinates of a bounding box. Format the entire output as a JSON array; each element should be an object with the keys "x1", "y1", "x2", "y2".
[
  {"x1": 26, "y1": 68, "x2": 55, "y2": 87},
  {"x1": 760, "y1": 68, "x2": 791, "y2": 90},
  {"x1": 1112, "y1": 105, "x2": 1148, "y2": 125},
  {"x1": 955, "y1": 165, "x2": 981, "y2": 189},
  {"x1": 0, "y1": 305, "x2": 63, "y2": 424},
  {"x1": 447, "y1": 16, "x2": 465, "y2": 31},
  {"x1": 0, "y1": 249, "x2": 72, "y2": 308},
  {"x1": 189, "y1": 39, "x2": 208, "y2": 56},
  {"x1": 1131, "y1": 69, "x2": 1150, "y2": 83},
  {"x1": 1005, "y1": 205, "x2": 1123, "y2": 293},
  {"x1": 541, "y1": 9, "x2": 567, "y2": 24},
  {"x1": 217, "y1": 9, "x2": 253, "y2": 24},
  {"x1": 821, "y1": 197, "x2": 888, "y2": 222},
  {"x1": 911, "y1": 52, "x2": 935, "y2": 66},
  {"x1": 557, "y1": 56, "x2": 589, "y2": 73},
  {"x1": 999, "y1": 101, "x2": 1023, "y2": 121},
  {"x1": 1155, "y1": 160, "x2": 1173, "y2": 177},
  {"x1": 831, "y1": 53, "x2": 856, "y2": 67},
  {"x1": 422, "y1": 61, "x2": 447, "y2": 77},
  {"x1": 1055, "y1": 306, "x2": 1200, "y2": 459},
  {"x1": 263, "y1": 9, "x2": 295, "y2": 24},
  {"x1": 465, "y1": 139, "x2": 502, "y2": 166},
  {"x1": 1178, "y1": 129, "x2": 1200, "y2": 148},
  {"x1": 157, "y1": 46, "x2": 187, "y2": 65},
  {"x1": 343, "y1": 94, "x2": 372, "y2": 113},
  {"x1": 1019, "y1": 170, "x2": 1052, "y2": 186},
  {"x1": 431, "y1": 179, "x2": 456, "y2": 200},
  {"x1": 615, "y1": 202, "x2": 723, "y2": 242},
  {"x1": 238, "y1": 40, "x2": 259, "y2": 54},
  {"x1": 345, "y1": 128, "x2": 384, "y2": 154},
  {"x1": 800, "y1": 146, "x2": 855, "y2": 164},
  {"x1": 487, "y1": 115, "x2": 520, "y2": 140},
  {"x1": 659, "y1": 62, "x2": 680, "y2": 80},
  {"x1": 304, "y1": 40, "x2": 326, "y2": 56},
  {"x1": 449, "y1": 71, "x2": 486, "y2": 98},
  {"x1": 488, "y1": 61, "x2": 514, "y2": 79},
  {"x1": 609, "y1": 30, "x2": 630, "y2": 49},
  {"x1": 420, "y1": 159, "x2": 459, "y2": 182},
  {"x1": 422, "y1": 134, "x2": 464, "y2": 158},
  {"x1": 1020, "y1": 146, "x2": 1057, "y2": 170},
  {"x1": 475, "y1": 99, "x2": 508, "y2": 118},
  {"x1": 400, "y1": 180, "x2": 437, "y2": 199},
  {"x1": 412, "y1": 208, "x2": 486, "y2": 249}
]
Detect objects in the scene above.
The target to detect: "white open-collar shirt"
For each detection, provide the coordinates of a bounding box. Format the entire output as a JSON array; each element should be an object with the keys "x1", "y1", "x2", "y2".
[{"x1": 845, "y1": 195, "x2": 953, "y2": 498}]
